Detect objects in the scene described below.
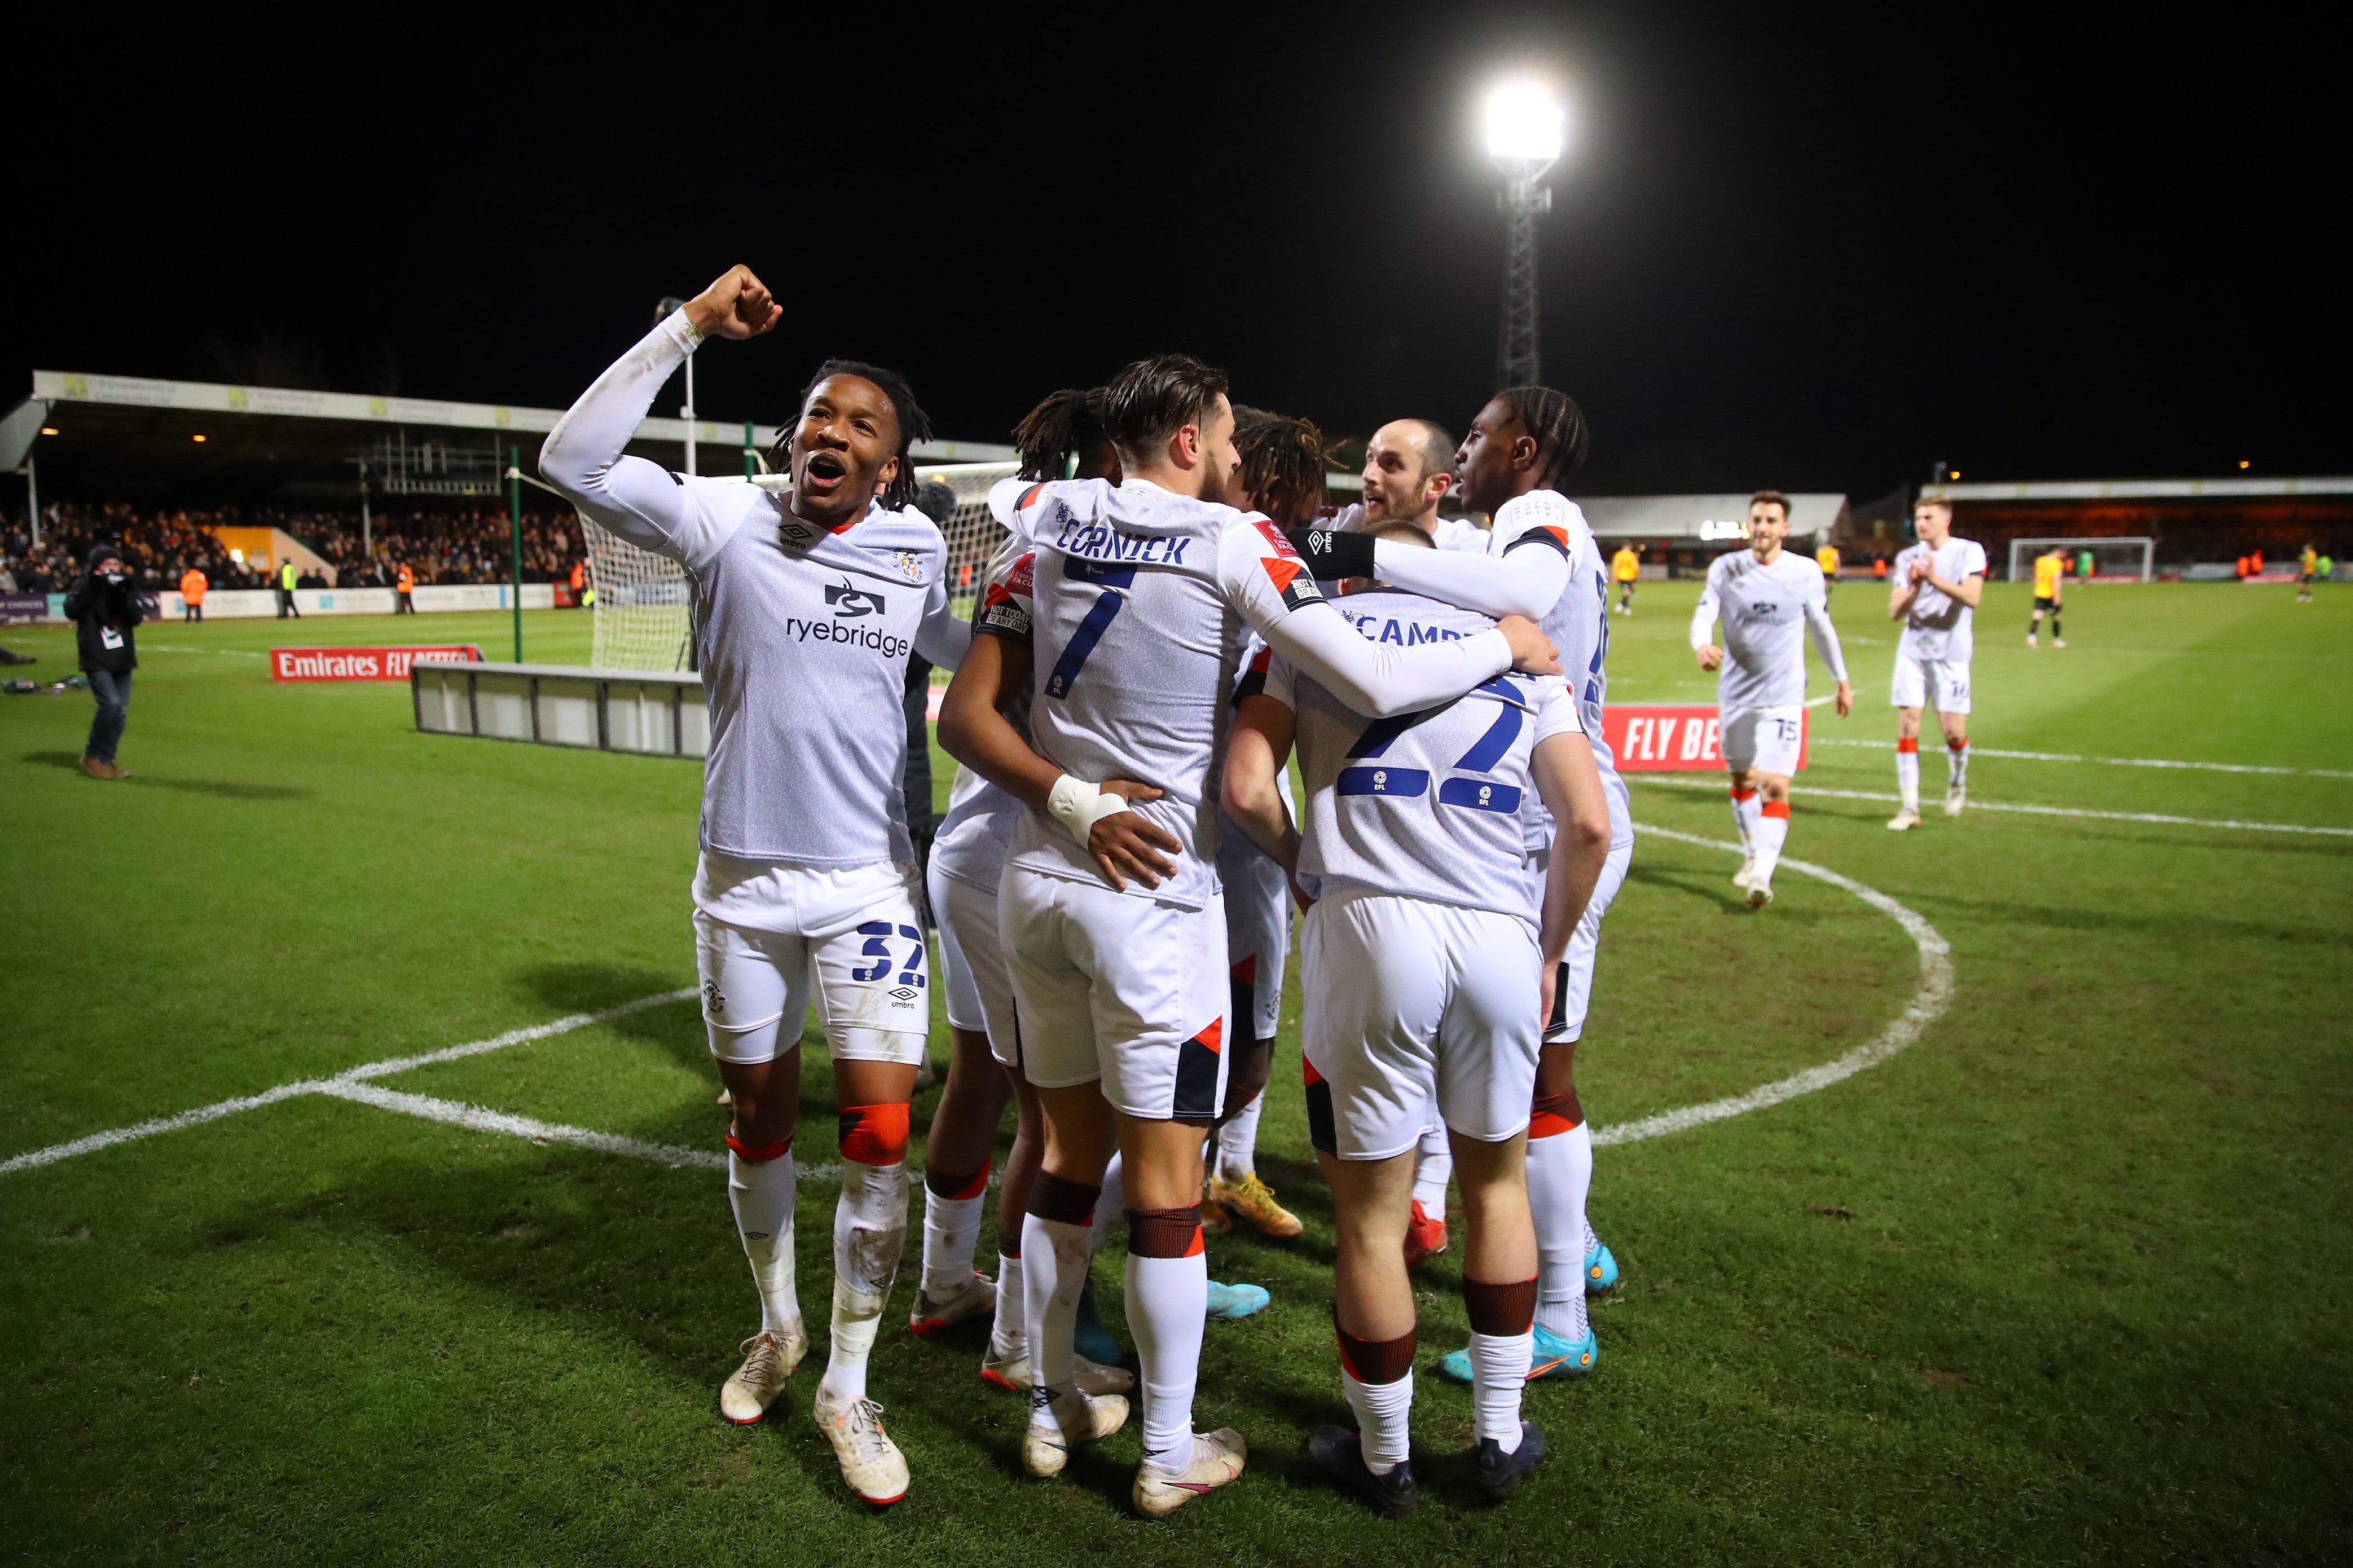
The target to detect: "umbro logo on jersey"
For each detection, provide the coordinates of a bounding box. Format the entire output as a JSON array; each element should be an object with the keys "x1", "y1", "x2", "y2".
[
  {"x1": 777, "y1": 518, "x2": 820, "y2": 549},
  {"x1": 826, "y1": 580, "x2": 888, "y2": 618}
]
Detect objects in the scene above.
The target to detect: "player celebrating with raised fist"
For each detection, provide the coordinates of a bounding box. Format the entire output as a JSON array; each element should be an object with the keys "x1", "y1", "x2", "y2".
[
  {"x1": 1690, "y1": 490, "x2": 1851, "y2": 908},
  {"x1": 1887, "y1": 497, "x2": 1987, "y2": 828},
  {"x1": 941, "y1": 353, "x2": 1558, "y2": 1518},
  {"x1": 542, "y1": 265, "x2": 971, "y2": 1508}
]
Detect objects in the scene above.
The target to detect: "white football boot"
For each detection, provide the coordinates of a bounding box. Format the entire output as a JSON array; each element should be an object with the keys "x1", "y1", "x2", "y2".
[
  {"x1": 907, "y1": 1271, "x2": 995, "y2": 1339},
  {"x1": 1022, "y1": 1388, "x2": 1129, "y2": 1477},
  {"x1": 1886, "y1": 807, "x2": 1923, "y2": 831},
  {"x1": 813, "y1": 1391, "x2": 909, "y2": 1505},
  {"x1": 980, "y1": 1348, "x2": 1133, "y2": 1397},
  {"x1": 1945, "y1": 782, "x2": 1967, "y2": 817},
  {"x1": 719, "y1": 1327, "x2": 806, "y2": 1424},
  {"x1": 1731, "y1": 859, "x2": 1756, "y2": 889},
  {"x1": 1133, "y1": 1428, "x2": 1248, "y2": 1518}
]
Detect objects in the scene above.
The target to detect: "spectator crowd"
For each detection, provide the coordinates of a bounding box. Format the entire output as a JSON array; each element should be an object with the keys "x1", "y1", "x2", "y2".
[{"x1": 1, "y1": 500, "x2": 584, "y2": 594}]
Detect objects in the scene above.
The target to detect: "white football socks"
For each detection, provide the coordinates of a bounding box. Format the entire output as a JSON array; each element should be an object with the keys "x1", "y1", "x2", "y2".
[
  {"x1": 1467, "y1": 1331, "x2": 1533, "y2": 1449},
  {"x1": 817, "y1": 1156, "x2": 907, "y2": 1407},
  {"x1": 1411, "y1": 1123, "x2": 1452, "y2": 1219},
  {"x1": 1730, "y1": 786, "x2": 1761, "y2": 860},
  {"x1": 727, "y1": 1144, "x2": 801, "y2": 1338},
  {"x1": 919, "y1": 1165, "x2": 988, "y2": 1301},
  {"x1": 1342, "y1": 1369, "x2": 1414, "y2": 1475},
  {"x1": 1527, "y1": 1120, "x2": 1593, "y2": 1343},
  {"x1": 1947, "y1": 736, "x2": 1971, "y2": 790},
  {"x1": 1214, "y1": 1089, "x2": 1265, "y2": 1184},
  {"x1": 1896, "y1": 740, "x2": 1921, "y2": 810},
  {"x1": 1127, "y1": 1248, "x2": 1208, "y2": 1475},
  {"x1": 1751, "y1": 801, "x2": 1790, "y2": 887},
  {"x1": 988, "y1": 1249, "x2": 1026, "y2": 1360},
  {"x1": 1019, "y1": 1199, "x2": 1097, "y2": 1415}
]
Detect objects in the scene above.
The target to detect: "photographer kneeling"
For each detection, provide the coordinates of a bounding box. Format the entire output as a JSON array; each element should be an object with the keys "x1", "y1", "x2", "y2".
[{"x1": 66, "y1": 544, "x2": 141, "y2": 779}]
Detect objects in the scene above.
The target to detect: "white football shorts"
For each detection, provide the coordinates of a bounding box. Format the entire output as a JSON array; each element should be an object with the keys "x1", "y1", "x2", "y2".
[
  {"x1": 1541, "y1": 834, "x2": 1634, "y2": 1045},
  {"x1": 1890, "y1": 654, "x2": 1972, "y2": 714},
  {"x1": 1301, "y1": 889, "x2": 1542, "y2": 1160},
  {"x1": 929, "y1": 860, "x2": 1021, "y2": 1069},
  {"x1": 692, "y1": 855, "x2": 929, "y2": 1067},
  {"x1": 1000, "y1": 866, "x2": 1230, "y2": 1120},
  {"x1": 1218, "y1": 838, "x2": 1292, "y2": 1045},
  {"x1": 1719, "y1": 704, "x2": 1805, "y2": 777}
]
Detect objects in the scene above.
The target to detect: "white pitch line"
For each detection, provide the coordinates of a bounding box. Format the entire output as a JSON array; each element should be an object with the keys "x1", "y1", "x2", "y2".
[
  {"x1": 1594, "y1": 824, "x2": 1955, "y2": 1147},
  {"x1": 1631, "y1": 773, "x2": 2353, "y2": 838},
  {"x1": 1809, "y1": 735, "x2": 2353, "y2": 779},
  {"x1": 139, "y1": 644, "x2": 270, "y2": 657},
  {"x1": 318, "y1": 1082, "x2": 732, "y2": 1172},
  {"x1": 0, "y1": 990, "x2": 697, "y2": 1177}
]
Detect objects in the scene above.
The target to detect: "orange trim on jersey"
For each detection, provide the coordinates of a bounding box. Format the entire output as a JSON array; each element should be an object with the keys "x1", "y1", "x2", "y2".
[
  {"x1": 1303, "y1": 1058, "x2": 1325, "y2": 1087},
  {"x1": 1248, "y1": 646, "x2": 1273, "y2": 675},
  {"x1": 1536, "y1": 524, "x2": 1569, "y2": 548},
  {"x1": 1761, "y1": 800, "x2": 1790, "y2": 820},
  {"x1": 1018, "y1": 482, "x2": 1046, "y2": 512},
  {"x1": 1191, "y1": 1016, "x2": 1224, "y2": 1055},
  {"x1": 1230, "y1": 954, "x2": 1258, "y2": 986},
  {"x1": 1263, "y1": 557, "x2": 1304, "y2": 595},
  {"x1": 837, "y1": 1103, "x2": 911, "y2": 1166},
  {"x1": 726, "y1": 1126, "x2": 794, "y2": 1162}
]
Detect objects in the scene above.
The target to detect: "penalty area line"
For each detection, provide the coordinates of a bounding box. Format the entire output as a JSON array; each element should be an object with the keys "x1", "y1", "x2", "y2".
[
  {"x1": 0, "y1": 989, "x2": 698, "y2": 1177},
  {"x1": 1594, "y1": 824, "x2": 1955, "y2": 1148},
  {"x1": 1631, "y1": 773, "x2": 2353, "y2": 837},
  {"x1": 1809, "y1": 735, "x2": 2353, "y2": 779}
]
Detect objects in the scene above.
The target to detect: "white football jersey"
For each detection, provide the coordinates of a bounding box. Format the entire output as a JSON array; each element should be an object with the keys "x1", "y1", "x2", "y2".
[
  {"x1": 1269, "y1": 588, "x2": 1577, "y2": 930},
  {"x1": 1894, "y1": 536, "x2": 1989, "y2": 663},
  {"x1": 1691, "y1": 548, "x2": 1848, "y2": 712},
  {"x1": 539, "y1": 311, "x2": 965, "y2": 869},
  {"x1": 979, "y1": 475, "x2": 1512, "y2": 911},
  {"x1": 1463, "y1": 491, "x2": 1634, "y2": 855}
]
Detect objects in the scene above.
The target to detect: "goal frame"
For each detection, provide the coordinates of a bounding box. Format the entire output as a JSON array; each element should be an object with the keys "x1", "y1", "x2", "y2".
[{"x1": 2006, "y1": 536, "x2": 2154, "y2": 584}]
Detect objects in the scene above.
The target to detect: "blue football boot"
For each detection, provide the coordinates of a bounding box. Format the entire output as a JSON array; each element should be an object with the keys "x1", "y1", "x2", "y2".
[
  {"x1": 1585, "y1": 1239, "x2": 1620, "y2": 1294},
  {"x1": 1435, "y1": 1322, "x2": 1596, "y2": 1384},
  {"x1": 1205, "y1": 1279, "x2": 1270, "y2": 1319}
]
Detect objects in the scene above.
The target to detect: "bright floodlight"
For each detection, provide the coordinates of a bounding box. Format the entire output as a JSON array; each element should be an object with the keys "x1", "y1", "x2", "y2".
[{"x1": 1485, "y1": 82, "x2": 1565, "y2": 162}]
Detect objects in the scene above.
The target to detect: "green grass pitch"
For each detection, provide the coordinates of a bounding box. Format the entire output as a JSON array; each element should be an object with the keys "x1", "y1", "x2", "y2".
[{"x1": 2, "y1": 581, "x2": 2348, "y2": 1564}]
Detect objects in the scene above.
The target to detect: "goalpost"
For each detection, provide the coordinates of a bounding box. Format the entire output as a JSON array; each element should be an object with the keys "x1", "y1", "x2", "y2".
[
  {"x1": 579, "y1": 460, "x2": 1023, "y2": 672},
  {"x1": 2005, "y1": 536, "x2": 2155, "y2": 584}
]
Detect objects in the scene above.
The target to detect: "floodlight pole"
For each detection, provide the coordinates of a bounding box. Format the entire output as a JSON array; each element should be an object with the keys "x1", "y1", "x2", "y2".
[
  {"x1": 1495, "y1": 156, "x2": 1555, "y2": 390},
  {"x1": 508, "y1": 443, "x2": 524, "y2": 663}
]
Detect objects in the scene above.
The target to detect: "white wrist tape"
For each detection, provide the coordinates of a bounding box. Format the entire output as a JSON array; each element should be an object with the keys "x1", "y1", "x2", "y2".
[{"x1": 1048, "y1": 774, "x2": 1133, "y2": 844}]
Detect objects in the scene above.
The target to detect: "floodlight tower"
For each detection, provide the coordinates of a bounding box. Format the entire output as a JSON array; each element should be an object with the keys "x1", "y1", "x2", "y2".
[{"x1": 1485, "y1": 82, "x2": 1566, "y2": 391}]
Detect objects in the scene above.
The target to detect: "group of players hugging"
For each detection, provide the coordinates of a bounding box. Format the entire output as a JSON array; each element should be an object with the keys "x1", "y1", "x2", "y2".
[{"x1": 540, "y1": 262, "x2": 1964, "y2": 1519}]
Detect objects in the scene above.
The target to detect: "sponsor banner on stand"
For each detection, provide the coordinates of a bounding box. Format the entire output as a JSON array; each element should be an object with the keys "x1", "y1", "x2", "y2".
[
  {"x1": 272, "y1": 646, "x2": 482, "y2": 682},
  {"x1": 1603, "y1": 703, "x2": 1809, "y2": 772},
  {"x1": 1, "y1": 593, "x2": 54, "y2": 626},
  {"x1": 153, "y1": 584, "x2": 556, "y2": 619}
]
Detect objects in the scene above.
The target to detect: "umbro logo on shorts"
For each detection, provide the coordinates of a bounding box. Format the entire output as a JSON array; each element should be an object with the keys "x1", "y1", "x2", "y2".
[{"x1": 889, "y1": 985, "x2": 920, "y2": 1002}]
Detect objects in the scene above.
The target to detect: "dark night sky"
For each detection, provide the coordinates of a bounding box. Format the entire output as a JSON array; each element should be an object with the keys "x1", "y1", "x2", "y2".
[{"x1": 10, "y1": 5, "x2": 2343, "y2": 500}]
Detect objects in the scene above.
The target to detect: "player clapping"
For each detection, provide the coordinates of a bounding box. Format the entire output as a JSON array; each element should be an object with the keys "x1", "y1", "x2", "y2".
[
  {"x1": 1690, "y1": 490, "x2": 1852, "y2": 906},
  {"x1": 1886, "y1": 498, "x2": 1987, "y2": 827}
]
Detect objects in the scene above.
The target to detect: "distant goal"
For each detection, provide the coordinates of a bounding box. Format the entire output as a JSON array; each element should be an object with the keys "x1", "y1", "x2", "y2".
[
  {"x1": 579, "y1": 461, "x2": 1021, "y2": 672},
  {"x1": 2005, "y1": 536, "x2": 2154, "y2": 584}
]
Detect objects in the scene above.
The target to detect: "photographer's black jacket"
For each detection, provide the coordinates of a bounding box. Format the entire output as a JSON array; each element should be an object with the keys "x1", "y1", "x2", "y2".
[{"x1": 64, "y1": 572, "x2": 142, "y2": 675}]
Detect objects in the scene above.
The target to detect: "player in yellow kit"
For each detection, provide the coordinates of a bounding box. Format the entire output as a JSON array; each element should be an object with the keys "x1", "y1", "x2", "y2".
[
  {"x1": 1815, "y1": 539, "x2": 1840, "y2": 604},
  {"x1": 1610, "y1": 543, "x2": 1641, "y2": 615},
  {"x1": 2299, "y1": 544, "x2": 2319, "y2": 603},
  {"x1": 2027, "y1": 544, "x2": 2066, "y2": 647}
]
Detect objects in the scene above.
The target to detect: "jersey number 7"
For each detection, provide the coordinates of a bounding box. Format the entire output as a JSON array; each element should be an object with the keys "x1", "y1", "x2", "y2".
[{"x1": 1044, "y1": 561, "x2": 1137, "y2": 701}]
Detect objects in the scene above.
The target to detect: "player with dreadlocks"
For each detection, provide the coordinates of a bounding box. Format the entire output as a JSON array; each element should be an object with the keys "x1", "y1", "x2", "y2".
[
  {"x1": 1202, "y1": 406, "x2": 1329, "y2": 1243},
  {"x1": 1286, "y1": 386, "x2": 1630, "y2": 1394},
  {"x1": 911, "y1": 387, "x2": 1138, "y2": 1400},
  {"x1": 541, "y1": 264, "x2": 972, "y2": 1507}
]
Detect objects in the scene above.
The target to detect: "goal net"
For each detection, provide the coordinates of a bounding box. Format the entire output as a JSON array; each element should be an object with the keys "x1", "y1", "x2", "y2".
[
  {"x1": 2005, "y1": 536, "x2": 2154, "y2": 584},
  {"x1": 579, "y1": 460, "x2": 1023, "y2": 672}
]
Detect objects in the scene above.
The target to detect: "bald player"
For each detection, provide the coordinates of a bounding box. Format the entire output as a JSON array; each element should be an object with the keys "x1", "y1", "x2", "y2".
[{"x1": 1348, "y1": 419, "x2": 1484, "y2": 550}]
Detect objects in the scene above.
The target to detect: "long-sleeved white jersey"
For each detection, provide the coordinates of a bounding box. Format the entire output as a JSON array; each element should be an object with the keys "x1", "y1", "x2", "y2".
[
  {"x1": 539, "y1": 311, "x2": 969, "y2": 867},
  {"x1": 1361, "y1": 491, "x2": 1633, "y2": 857},
  {"x1": 1892, "y1": 536, "x2": 1989, "y2": 663},
  {"x1": 1268, "y1": 589, "x2": 1578, "y2": 932},
  {"x1": 979, "y1": 474, "x2": 1515, "y2": 911},
  {"x1": 1689, "y1": 548, "x2": 1849, "y2": 712}
]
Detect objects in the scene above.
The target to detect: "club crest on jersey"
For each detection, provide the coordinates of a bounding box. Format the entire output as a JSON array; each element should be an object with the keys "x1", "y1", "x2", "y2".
[
  {"x1": 826, "y1": 580, "x2": 887, "y2": 618},
  {"x1": 703, "y1": 979, "x2": 726, "y2": 1017},
  {"x1": 885, "y1": 549, "x2": 927, "y2": 584}
]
